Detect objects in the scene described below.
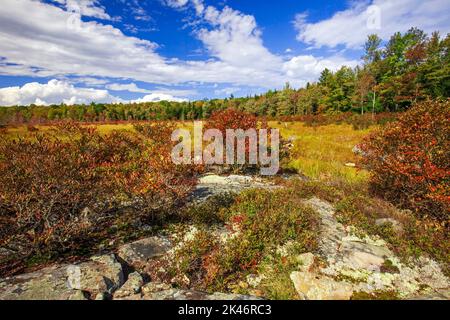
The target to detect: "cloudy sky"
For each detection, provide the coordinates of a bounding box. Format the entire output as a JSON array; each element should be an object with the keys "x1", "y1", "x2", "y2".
[{"x1": 0, "y1": 0, "x2": 449, "y2": 106}]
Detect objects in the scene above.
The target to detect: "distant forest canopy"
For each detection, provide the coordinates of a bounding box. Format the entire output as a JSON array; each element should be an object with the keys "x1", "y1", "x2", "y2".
[{"x1": 0, "y1": 28, "x2": 449, "y2": 125}]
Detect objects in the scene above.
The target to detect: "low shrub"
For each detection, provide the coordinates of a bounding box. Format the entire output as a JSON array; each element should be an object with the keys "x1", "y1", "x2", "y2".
[
  {"x1": 0, "y1": 122, "x2": 196, "y2": 264},
  {"x1": 205, "y1": 108, "x2": 279, "y2": 173},
  {"x1": 206, "y1": 108, "x2": 260, "y2": 135},
  {"x1": 359, "y1": 99, "x2": 449, "y2": 220},
  {"x1": 346, "y1": 113, "x2": 397, "y2": 130},
  {"x1": 171, "y1": 188, "x2": 320, "y2": 292},
  {"x1": 179, "y1": 193, "x2": 236, "y2": 225}
]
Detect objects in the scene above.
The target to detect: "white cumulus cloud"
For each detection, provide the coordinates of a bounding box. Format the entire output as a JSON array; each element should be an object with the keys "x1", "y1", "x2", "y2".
[
  {"x1": 0, "y1": 79, "x2": 121, "y2": 106},
  {"x1": 131, "y1": 93, "x2": 188, "y2": 103},
  {"x1": 106, "y1": 83, "x2": 152, "y2": 94},
  {"x1": 295, "y1": 0, "x2": 450, "y2": 49}
]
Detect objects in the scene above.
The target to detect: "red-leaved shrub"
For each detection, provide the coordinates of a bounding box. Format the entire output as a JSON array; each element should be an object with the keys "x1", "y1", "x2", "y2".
[
  {"x1": 359, "y1": 100, "x2": 449, "y2": 220},
  {"x1": 206, "y1": 108, "x2": 259, "y2": 134},
  {"x1": 0, "y1": 122, "x2": 195, "y2": 260},
  {"x1": 205, "y1": 108, "x2": 277, "y2": 173}
]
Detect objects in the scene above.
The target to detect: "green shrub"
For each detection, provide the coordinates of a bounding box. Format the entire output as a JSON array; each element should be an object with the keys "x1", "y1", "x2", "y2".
[
  {"x1": 179, "y1": 193, "x2": 236, "y2": 225},
  {"x1": 172, "y1": 188, "x2": 320, "y2": 292}
]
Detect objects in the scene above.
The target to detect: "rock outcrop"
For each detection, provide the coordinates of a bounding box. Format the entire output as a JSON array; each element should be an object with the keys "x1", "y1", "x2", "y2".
[
  {"x1": 0, "y1": 175, "x2": 448, "y2": 301},
  {"x1": 288, "y1": 198, "x2": 450, "y2": 300},
  {"x1": 67, "y1": 254, "x2": 124, "y2": 296},
  {"x1": 0, "y1": 265, "x2": 87, "y2": 300},
  {"x1": 117, "y1": 236, "x2": 172, "y2": 271},
  {"x1": 0, "y1": 254, "x2": 125, "y2": 300},
  {"x1": 192, "y1": 174, "x2": 279, "y2": 202}
]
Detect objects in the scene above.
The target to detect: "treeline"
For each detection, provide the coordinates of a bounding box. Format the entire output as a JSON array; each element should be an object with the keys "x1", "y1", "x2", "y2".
[{"x1": 0, "y1": 28, "x2": 448, "y2": 125}]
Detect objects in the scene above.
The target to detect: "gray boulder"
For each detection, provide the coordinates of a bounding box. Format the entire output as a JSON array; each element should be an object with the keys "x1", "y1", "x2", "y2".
[
  {"x1": 67, "y1": 254, "x2": 124, "y2": 295},
  {"x1": 117, "y1": 236, "x2": 172, "y2": 270}
]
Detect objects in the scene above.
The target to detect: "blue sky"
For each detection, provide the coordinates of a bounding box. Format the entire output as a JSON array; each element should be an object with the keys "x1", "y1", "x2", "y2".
[{"x1": 0, "y1": 0, "x2": 449, "y2": 106}]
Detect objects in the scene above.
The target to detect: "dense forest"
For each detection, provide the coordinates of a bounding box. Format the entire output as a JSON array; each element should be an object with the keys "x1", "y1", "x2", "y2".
[{"x1": 0, "y1": 28, "x2": 448, "y2": 125}]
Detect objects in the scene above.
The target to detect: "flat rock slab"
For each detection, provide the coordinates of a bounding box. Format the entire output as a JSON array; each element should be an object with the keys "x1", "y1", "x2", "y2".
[
  {"x1": 0, "y1": 265, "x2": 86, "y2": 300},
  {"x1": 193, "y1": 174, "x2": 279, "y2": 203},
  {"x1": 290, "y1": 271, "x2": 354, "y2": 300},
  {"x1": 299, "y1": 197, "x2": 450, "y2": 299},
  {"x1": 117, "y1": 236, "x2": 172, "y2": 270}
]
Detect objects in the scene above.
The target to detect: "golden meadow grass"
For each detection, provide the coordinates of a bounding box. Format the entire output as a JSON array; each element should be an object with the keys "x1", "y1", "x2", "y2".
[{"x1": 270, "y1": 121, "x2": 372, "y2": 183}]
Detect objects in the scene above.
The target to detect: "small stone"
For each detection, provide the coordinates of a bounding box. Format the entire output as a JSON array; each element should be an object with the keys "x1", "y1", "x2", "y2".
[
  {"x1": 238, "y1": 281, "x2": 249, "y2": 289},
  {"x1": 198, "y1": 175, "x2": 230, "y2": 185},
  {"x1": 345, "y1": 163, "x2": 356, "y2": 168},
  {"x1": 142, "y1": 289, "x2": 261, "y2": 300},
  {"x1": 226, "y1": 175, "x2": 253, "y2": 185},
  {"x1": 68, "y1": 290, "x2": 88, "y2": 301},
  {"x1": 170, "y1": 274, "x2": 190, "y2": 287}
]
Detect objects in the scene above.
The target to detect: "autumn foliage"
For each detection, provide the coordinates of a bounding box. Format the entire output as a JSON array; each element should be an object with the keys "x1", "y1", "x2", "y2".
[
  {"x1": 204, "y1": 108, "x2": 272, "y2": 172},
  {"x1": 0, "y1": 122, "x2": 195, "y2": 260},
  {"x1": 205, "y1": 108, "x2": 259, "y2": 133},
  {"x1": 359, "y1": 100, "x2": 449, "y2": 220}
]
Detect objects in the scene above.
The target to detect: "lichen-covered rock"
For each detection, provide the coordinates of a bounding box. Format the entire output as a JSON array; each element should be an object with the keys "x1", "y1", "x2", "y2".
[
  {"x1": 142, "y1": 289, "x2": 262, "y2": 300},
  {"x1": 117, "y1": 236, "x2": 172, "y2": 270},
  {"x1": 95, "y1": 292, "x2": 107, "y2": 300},
  {"x1": 246, "y1": 274, "x2": 266, "y2": 288},
  {"x1": 0, "y1": 265, "x2": 86, "y2": 300},
  {"x1": 290, "y1": 271, "x2": 354, "y2": 300},
  {"x1": 141, "y1": 282, "x2": 172, "y2": 295},
  {"x1": 193, "y1": 174, "x2": 277, "y2": 203},
  {"x1": 198, "y1": 175, "x2": 256, "y2": 185},
  {"x1": 408, "y1": 289, "x2": 450, "y2": 300},
  {"x1": 67, "y1": 254, "x2": 124, "y2": 295},
  {"x1": 300, "y1": 197, "x2": 450, "y2": 299},
  {"x1": 113, "y1": 272, "x2": 144, "y2": 299},
  {"x1": 296, "y1": 253, "x2": 315, "y2": 272}
]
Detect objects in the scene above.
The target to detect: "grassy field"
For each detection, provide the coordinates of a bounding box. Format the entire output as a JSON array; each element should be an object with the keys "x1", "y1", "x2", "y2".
[
  {"x1": 2, "y1": 121, "x2": 373, "y2": 184},
  {"x1": 270, "y1": 121, "x2": 372, "y2": 183}
]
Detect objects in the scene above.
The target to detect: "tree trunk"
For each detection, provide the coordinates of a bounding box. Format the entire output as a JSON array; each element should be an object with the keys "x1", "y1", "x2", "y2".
[{"x1": 372, "y1": 90, "x2": 376, "y2": 120}]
